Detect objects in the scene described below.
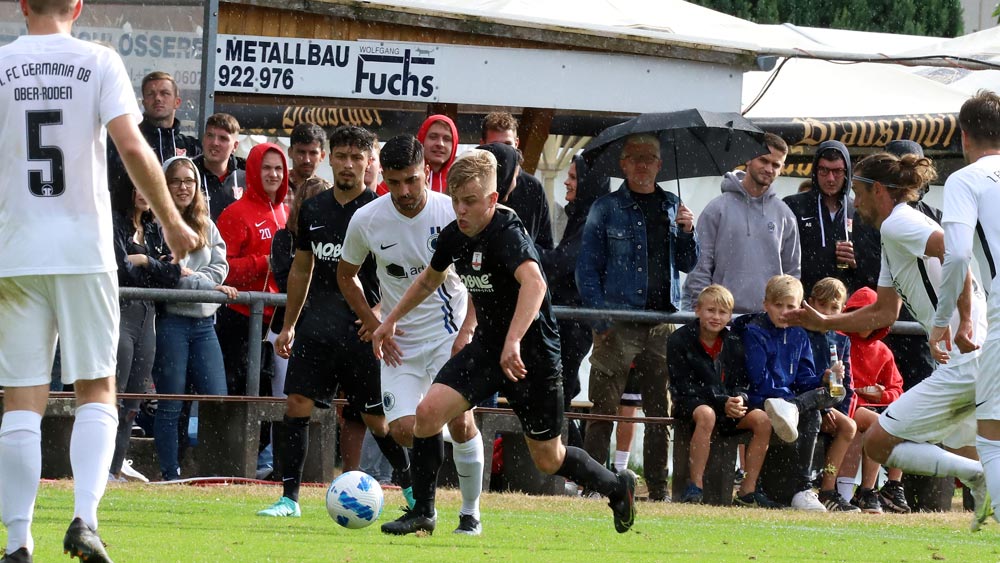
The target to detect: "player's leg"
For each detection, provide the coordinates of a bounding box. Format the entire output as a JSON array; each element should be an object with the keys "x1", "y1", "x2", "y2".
[
  {"x1": 381, "y1": 382, "x2": 470, "y2": 536},
  {"x1": 0, "y1": 276, "x2": 60, "y2": 558},
  {"x1": 868, "y1": 365, "x2": 984, "y2": 485},
  {"x1": 56, "y1": 273, "x2": 120, "y2": 562},
  {"x1": 446, "y1": 409, "x2": 483, "y2": 535},
  {"x1": 975, "y1": 340, "x2": 1000, "y2": 526}
]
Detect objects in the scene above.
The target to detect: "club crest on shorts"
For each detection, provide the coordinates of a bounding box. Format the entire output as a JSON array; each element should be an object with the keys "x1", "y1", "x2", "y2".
[
  {"x1": 472, "y1": 251, "x2": 482, "y2": 271},
  {"x1": 382, "y1": 392, "x2": 395, "y2": 411}
]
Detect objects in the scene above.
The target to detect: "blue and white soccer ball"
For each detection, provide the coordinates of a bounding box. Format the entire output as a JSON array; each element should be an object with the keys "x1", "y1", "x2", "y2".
[{"x1": 325, "y1": 470, "x2": 384, "y2": 529}]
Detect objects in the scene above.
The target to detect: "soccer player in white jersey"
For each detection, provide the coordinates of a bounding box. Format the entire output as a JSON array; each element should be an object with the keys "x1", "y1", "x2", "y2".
[
  {"x1": 337, "y1": 135, "x2": 484, "y2": 535},
  {"x1": 0, "y1": 2, "x2": 198, "y2": 562},
  {"x1": 929, "y1": 90, "x2": 1000, "y2": 531},
  {"x1": 784, "y1": 152, "x2": 989, "y2": 530}
]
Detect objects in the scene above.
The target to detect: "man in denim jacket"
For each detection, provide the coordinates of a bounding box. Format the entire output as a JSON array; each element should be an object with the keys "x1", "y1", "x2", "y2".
[{"x1": 576, "y1": 133, "x2": 698, "y2": 500}]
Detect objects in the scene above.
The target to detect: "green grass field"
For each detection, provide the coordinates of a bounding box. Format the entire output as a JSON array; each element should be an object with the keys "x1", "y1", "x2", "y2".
[{"x1": 14, "y1": 481, "x2": 1000, "y2": 563}]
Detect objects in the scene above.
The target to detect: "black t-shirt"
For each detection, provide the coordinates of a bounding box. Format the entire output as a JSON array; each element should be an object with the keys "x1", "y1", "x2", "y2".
[
  {"x1": 430, "y1": 206, "x2": 560, "y2": 357},
  {"x1": 631, "y1": 190, "x2": 671, "y2": 311},
  {"x1": 295, "y1": 189, "x2": 379, "y2": 336}
]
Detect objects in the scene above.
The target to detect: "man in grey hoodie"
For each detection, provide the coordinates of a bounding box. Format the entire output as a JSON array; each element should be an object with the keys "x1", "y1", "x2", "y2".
[{"x1": 682, "y1": 133, "x2": 800, "y2": 313}]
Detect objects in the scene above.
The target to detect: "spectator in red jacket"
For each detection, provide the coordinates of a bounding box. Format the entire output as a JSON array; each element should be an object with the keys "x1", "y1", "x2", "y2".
[
  {"x1": 216, "y1": 142, "x2": 289, "y2": 395},
  {"x1": 838, "y1": 286, "x2": 908, "y2": 514}
]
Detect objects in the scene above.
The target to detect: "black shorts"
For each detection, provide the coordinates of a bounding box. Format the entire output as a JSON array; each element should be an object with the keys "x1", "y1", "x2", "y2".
[
  {"x1": 620, "y1": 367, "x2": 642, "y2": 407},
  {"x1": 284, "y1": 332, "x2": 382, "y2": 414},
  {"x1": 436, "y1": 337, "x2": 564, "y2": 441},
  {"x1": 675, "y1": 403, "x2": 756, "y2": 437}
]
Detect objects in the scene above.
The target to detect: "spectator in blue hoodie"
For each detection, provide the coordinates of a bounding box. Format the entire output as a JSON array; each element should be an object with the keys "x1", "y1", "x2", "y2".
[{"x1": 739, "y1": 275, "x2": 843, "y2": 511}]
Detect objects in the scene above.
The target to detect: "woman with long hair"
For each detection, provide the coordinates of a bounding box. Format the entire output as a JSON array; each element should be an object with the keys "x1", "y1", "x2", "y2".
[{"x1": 151, "y1": 156, "x2": 236, "y2": 481}]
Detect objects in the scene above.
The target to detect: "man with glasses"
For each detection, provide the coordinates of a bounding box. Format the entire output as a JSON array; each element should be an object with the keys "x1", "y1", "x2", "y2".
[
  {"x1": 576, "y1": 133, "x2": 698, "y2": 501},
  {"x1": 784, "y1": 140, "x2": 874, "y2": 296}
]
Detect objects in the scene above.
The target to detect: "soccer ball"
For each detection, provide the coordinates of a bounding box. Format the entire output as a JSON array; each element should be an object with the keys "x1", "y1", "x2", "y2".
[{"x1": 325, "y1": 471, "x2": 384, "y2": 529}]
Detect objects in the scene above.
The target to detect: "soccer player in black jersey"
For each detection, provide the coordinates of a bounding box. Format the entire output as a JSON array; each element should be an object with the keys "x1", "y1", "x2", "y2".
[
  {"x1": 374, "y1": 149, "x2": 636, "y2": 536},
  {"x1": 257, "y1": 126, "x2": 412, "y2": 518}
]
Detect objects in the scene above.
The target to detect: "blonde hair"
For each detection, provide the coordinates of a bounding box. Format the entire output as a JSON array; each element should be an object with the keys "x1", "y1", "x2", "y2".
[
  {"x1": 764, "y1": 274, "x2": 803, "y2": 304},
  {"x1": 810, "y1": 277, "x2": 847, "y2": 307},
  {"x1": 620, "y1": 134, "x2": 660, "y2": 159},
  {"x1": 447, "y1": 149, "x2": 497, "y2": 196},
  {"x1": 697, "y1": 284, "x2": 734, "y2": 312},
  {"x1": 853, "y1": 152, "x2": 938, "y2": 205}
]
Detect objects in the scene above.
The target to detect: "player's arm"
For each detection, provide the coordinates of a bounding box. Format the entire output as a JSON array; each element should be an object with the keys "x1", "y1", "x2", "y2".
[
  {"x1": 274, "y1": 250, "x2": 314, "y2": 358},
  {"x1": 500, "y1": 260, "x2": 547, "y2": 382},
  {"x1": 930, "y1": 224, "x2": 978, "y2": 357},
  {"x1": 337, "y1": 259, "x2": 381, "y2": 342},
  {"x1": 107, "y1": 114, "x2": 197, "y2": 257},
  {"x1": 452, "y1": 295, "x2": 477, "y2": 356},
  {"x1": 373, "y1": 266, "x2": 448, "y2": 366},
  {"x1": 784, "y1": 285, "x2": 901, "y2": 334}
]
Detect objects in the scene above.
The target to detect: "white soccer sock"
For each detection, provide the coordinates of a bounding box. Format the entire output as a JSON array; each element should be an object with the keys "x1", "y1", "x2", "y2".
[
  {"x1": 976, "y1": 435, "x2": 1000, "y2": 515},
  {"x1": 613, "y1": 450, "x2": 631, "y2": 473},
  {"x1": 71, "y1": 403, "x2": 118, "y2": 531},
  {"x1": 451, "y1": 433, "x2": 484, "y2": 519},
  {"x1": 836, "y1": 476, "x2": 856, "y2": 500},
  {"x1": 886, "y1": 441, "x2": 983, "y2": 483},
  {"x1": 1, "y1": 410, "x2": 43, "y2": 555}
]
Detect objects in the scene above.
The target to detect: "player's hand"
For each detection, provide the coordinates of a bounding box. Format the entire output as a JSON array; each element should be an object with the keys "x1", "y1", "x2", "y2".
[
  {"x1": 373, "y1": 319, "x2": 403, "y2": 367},
  {"x1": 724, "y1": 396, "x2": 746, "y2": 419},
  {"x1": 162, "y1": 220, "x2": 199, "y2": 260},
  {"x1": 215, "y1": 285, "x2": 238, "y2": 300},
  {"x1": 500, "y1": 339, "x2": 527, "y2": 382},
  {"x1": 928, "y1": 324, "x2": 952, "y2": 364},
  {"x1": 275, "y1": 327, "x2": 295, "y2": 359},
  {"x1": 955, "y1": 319, "x2": 980, "y2": 354},
  {"x1": 676, "y1": 203, "x2": 695, "y2": 233},
  {"x1": 355, "y1": 316, "x2": 381, "y2": 342},
  {"x1": 782, "y1": 300, "x2": 827, "y2": 332},
  {"x1": 451, "y1": 326, "x2": 474, "y2": 357}
]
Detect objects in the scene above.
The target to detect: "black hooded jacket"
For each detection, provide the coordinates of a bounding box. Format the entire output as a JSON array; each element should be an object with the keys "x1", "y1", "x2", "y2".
[
  {"x1": 478, "y1": 142, "x2": 554, "y2": 250},
  {"x1": 108, "y1": 117, "x2": 201, "y2": 214},
  {"x1": 539, "y1": 155, "x2": 609, "y2": 306},
  {"x1": 667, "y1": 319, "x2": 749, "y2": 419},
  {"x1": 783, "y1": 140, "x2": 879, "y2": 294}
]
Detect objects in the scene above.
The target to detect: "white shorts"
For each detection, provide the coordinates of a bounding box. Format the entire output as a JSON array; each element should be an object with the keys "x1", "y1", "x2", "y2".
[
  {"x1": 0, "y1": 272, "x2": 119, "y2": 387},
  {"x1": 381, "y1": 337, "x2": 453, "y2": 424},
  {"x1": 879, "y1": 357, "x2": 978, "y2": 449},
  {"x1": 976, "y1": 338, "x2": 1000, "y2": 421}
]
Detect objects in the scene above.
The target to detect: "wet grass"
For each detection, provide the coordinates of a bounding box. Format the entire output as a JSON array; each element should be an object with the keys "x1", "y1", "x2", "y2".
[{"x1": 18, "y1": 481, "x2": 1000, "y2": 562}]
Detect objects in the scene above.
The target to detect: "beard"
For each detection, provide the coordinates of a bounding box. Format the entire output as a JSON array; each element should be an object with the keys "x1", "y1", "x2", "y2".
[{"x1": 335, "y1": 178, "x2": 359, "y2": 191}]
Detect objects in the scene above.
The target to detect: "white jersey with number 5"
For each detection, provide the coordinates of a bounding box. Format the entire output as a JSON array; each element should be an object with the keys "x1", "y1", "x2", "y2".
[
  {"x1": 0, "y1": 33, "x2": 140, "y2": 277},
  {"x1": 341, "y1": 190, "x2": 468, "y2": 349}
]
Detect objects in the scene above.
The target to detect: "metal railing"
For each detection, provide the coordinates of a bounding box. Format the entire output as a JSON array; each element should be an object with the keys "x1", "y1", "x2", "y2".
[{"x1": 120, "y1": 287, "x2": 927, "y2": 396}]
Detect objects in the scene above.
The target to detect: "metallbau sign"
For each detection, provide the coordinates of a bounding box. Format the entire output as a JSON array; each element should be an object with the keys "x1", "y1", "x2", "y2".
[{"x1": 215, "y1": 34, "x2": 741, "y2": 113}]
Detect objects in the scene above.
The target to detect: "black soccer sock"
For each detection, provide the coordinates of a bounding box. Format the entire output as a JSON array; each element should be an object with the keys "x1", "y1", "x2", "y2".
[
  {"x1": 372, "y1": 432, "x2": 412, "y2": 489},
  {"x1": 409, "y1": 433, "x2": 445, "y2": 517},
  {"x1": 557, "y1": 446, "x2": 620, "y2": 497},
  {"x1": 274, "y1": 415, "x2": 310, "y2": 502}
]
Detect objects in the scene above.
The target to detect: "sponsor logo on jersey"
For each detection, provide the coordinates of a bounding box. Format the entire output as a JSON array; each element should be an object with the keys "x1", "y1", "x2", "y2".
[
  {"x1": 311, "y1": 241, "x2": 343, "y2": 261},
  {"x1": 460, "y1": 273, "x2": 493, "y2": 292},
  {"x1": 472, "y1": 251, "x2": 482, "y2": 271}
]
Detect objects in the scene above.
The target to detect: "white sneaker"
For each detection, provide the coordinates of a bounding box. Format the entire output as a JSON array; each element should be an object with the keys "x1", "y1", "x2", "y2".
[
  {"x1": 120, "y1": 459, "x2": 149, "y2": 483},
  {"x1": 107, "y1": 473, "x2": 126, "y2": 483},
  {"x1": 962, "y1": 472, "x2": 993, "y2": 532},
  {"x1": 764, "y1": 398, "x2": 799, "y2": 443},
  {"x1": 791, "y1": 489, "x2": 827, "y2": 511}
]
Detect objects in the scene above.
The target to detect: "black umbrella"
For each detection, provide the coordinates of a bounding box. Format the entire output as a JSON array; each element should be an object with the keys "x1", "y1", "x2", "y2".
[{"x1": 581, "y1": 109, "x2": 769, "y2": 199}]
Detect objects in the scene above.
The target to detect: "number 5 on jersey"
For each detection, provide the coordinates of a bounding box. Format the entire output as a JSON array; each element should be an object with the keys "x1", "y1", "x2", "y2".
[{"x1": 26, "y1": 109, "x2": 65, "y2": 197}]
